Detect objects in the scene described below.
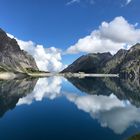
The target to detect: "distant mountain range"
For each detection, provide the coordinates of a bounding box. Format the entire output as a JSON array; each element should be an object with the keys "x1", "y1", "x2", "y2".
[
  {"x1": 62, "y1": 43, "x2": 140, "y2": 78},
  {"x1": 0, "y1": 28, "x2": 139, "y2": 78},
  {"x1": 0, "y1": 28, "x2": 38, "y2": 74}
]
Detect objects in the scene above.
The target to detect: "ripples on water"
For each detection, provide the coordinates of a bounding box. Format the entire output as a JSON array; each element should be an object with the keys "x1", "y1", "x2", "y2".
[{"x1": 0, "y1": 76, "x2": 140, "y2": 140}]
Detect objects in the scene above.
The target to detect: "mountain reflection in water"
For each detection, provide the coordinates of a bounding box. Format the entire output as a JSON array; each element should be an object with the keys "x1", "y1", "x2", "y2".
[
  {"x1": 0, "y1": 76, "x2": 140, "y2": 140},
  {"x1": 0, "y1": 78, "x2": 38, "y2": 117}
]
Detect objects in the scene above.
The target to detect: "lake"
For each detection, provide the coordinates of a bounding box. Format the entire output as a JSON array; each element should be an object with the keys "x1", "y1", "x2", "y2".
[{"x1": 0, "y1": 76, "x2": 140, "y2": 140}]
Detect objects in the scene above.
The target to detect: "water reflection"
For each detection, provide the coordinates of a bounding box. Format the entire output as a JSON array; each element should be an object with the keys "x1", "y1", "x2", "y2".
[
  {"x1": 66, "y1": 77, "x2": 140, "y2": 107},
  {"x1": 0, "y1": 78, "x2": 37, "y2": 117},
  {"x1": 17, "y1": 77, "x2": 62, "y2": 105},
  {"x1": 65, "y1": 77, "x2": 140, "y2": 134},
  {"x1": 0, "y1": 76, "x2": 140, "y2": 136},
  {"x1": 66, "y1": 93, "x2": 140, "y2": 134}
]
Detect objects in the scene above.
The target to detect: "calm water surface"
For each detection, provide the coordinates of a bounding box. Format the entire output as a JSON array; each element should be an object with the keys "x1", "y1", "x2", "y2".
[{"x1": 0, "y1": 76, "x2": 140, "y2": 140}]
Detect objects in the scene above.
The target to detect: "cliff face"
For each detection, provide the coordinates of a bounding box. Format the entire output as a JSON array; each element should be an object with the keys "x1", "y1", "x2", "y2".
[
  {"x1": 102, "y1": 49, "x2": 127, "y2": 73},
  {"x1": 119, "y1": 43, "x2": 140, "y2": 78},
  {"x1": 62, "y1": 52, "x2": 112, "y2": 73},
  {"x1": 103, "y1": 43, "x2": 140, "y2": 78},
  {"x1": 0, "y1": 28, "x2": 38, "y2": 73}
]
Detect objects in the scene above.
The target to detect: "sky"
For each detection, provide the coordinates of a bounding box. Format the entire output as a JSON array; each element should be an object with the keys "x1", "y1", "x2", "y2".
[{"x1": 0, "y1": 0, "x2": 140, "y2": 71}]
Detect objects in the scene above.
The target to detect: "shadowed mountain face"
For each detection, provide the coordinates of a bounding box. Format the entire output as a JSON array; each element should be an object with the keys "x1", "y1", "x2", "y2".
[
  {"x1": 62, "y1": 52, "x2": 112, "y2": 73},
  {"x1": 0, "y1": 78, "x2": 38, "y2": 117},
  {"x1": 0, "y1": 28, "x2": 38, "y2": 73},
  {"x1": 66, "y1": 77, "x2": 140, "y2": 107}
]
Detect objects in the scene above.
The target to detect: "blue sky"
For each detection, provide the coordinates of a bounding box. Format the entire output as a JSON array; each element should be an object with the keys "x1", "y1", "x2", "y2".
[{"x1": 0, "y1": 0, "x2": 140, "y2": 71}]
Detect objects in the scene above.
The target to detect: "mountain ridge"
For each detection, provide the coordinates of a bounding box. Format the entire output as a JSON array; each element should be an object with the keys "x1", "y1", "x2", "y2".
[
  {"x1": 62, "y1": 52, "x2": 112, "y2": 73},
  {"x1": 0, "y1": 28, "x2": 39, "y2": 74},
  {"x1": 62, "y1": 44, "x2": 140, "y2": 78}
]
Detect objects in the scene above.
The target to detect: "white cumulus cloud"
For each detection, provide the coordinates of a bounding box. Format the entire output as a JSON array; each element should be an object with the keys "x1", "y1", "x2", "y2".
[
  {"x1": 66, "y1": 16, "x2": 140, "y2": 54},
  {"x1": 7, "y1": 34, "x2": 65, "y2": 72}
]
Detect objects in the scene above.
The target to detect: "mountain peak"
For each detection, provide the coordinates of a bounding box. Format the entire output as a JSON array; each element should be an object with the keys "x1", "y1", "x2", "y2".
[
  {"x1": 62, "y1": 52, "x2": 112, "y2": 73},
  {"x1": 0, "y1": 28, "x2": 21, "y2": 52},
  {"x1": 130, "y1": 43, "x2": 140, "y2": 50},
  {"x1": 134, "y1": 43, "x2": 140, "y2": 46},
  {"x1": 0, "y1": 28, "x2": 38, "y2": 73},
  {"x1": 62, "y1": 44, "x2": 139, "y2": 79}
]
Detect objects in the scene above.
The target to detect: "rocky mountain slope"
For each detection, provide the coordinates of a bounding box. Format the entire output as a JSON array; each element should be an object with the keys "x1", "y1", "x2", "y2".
[
  {"x1": 102, "y1": 49, "x2": 127, "y2": 74},
  {"x1": 0, "y1": 28, "x2": 38, "y2": 73},
  {"x1": 103, "y1": 43, "x2": 140, "y2": 78},
  {"x1": 62, "y1": 44, "x2": 140, "y2": 78},
  {"x1": 62, "y1": 52, "x2": 112, "y2": 73},
  {"x1": 119, "y1": 43, "x2": 140, "y2": 78}
]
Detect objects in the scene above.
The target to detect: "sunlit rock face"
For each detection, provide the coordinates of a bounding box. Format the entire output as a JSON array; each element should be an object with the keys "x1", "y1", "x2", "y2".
[
  {"x1": 0, "y1": 28, "x2": 38, "y2": 73},
  {"x1": 7, "y1": 33, "x2": 65, "y2": 72},
  {"x1": 0, "y1": 78, "x2": 38, "y2": 117},
  {"x1": 17, "y1": 77, "x2": 63, "y2": 105}
]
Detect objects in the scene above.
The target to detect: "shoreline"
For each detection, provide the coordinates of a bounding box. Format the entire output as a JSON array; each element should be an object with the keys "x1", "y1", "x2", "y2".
[
  {"x1": 0, "y1": 72, "x2": 28, "y2": 80},
  {"x1": 59, "y1": 73, "x2": 119, "y2": 78},
  {"x1": 0, "y1": 72, "x2": 119, "y2": 80}
]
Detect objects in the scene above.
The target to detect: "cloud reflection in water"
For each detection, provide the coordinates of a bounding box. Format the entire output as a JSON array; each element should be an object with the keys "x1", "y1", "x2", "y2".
[
  {"x1": 17, "y1": 77, "x2": 62, "y2": 105},
  {"x1": 65, "y1": 93, "x2": 140, "y2": 134},
  {"x1": 17, "y1": 77, "x2": 140, "y2": 134}
]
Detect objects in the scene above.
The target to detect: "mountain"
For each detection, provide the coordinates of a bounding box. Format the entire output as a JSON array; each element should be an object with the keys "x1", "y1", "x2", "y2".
[
  {"x1": 103, "y1": 43, "x2": 140, "y2": 78},
  {"x1": 119, "y1": 43, "x2": 140, "y2": 78},
  {"x1": 62, "y1": 52, "x2": 112, "y2": 73},
  {"x1": 0, "y1": 28, "x2": 38, "y2": 73},
  {"x1": 102, "y1": 49, "x2": 127, "y2": 74},
  {"x1": 62, "y1": 44, "x2": 140, "y2": 78}
]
